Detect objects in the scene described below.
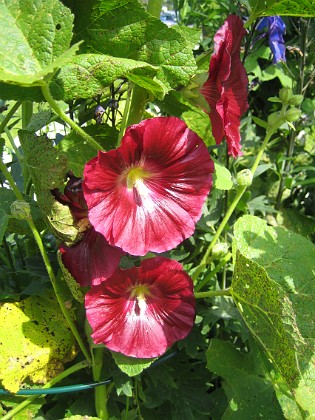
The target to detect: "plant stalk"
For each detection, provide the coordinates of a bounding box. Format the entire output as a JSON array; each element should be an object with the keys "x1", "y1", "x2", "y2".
[
  {"x1": 41, "y1": 83, "x2": 103, "y2": 152},
  {"x1": 0, "y1": 160, "x2": 92, "y2": 365}
]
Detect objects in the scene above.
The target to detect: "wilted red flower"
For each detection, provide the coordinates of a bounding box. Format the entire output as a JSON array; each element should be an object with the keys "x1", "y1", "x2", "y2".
[
  {"x1": 83, "y1": 117, "x2": 214, "y2": 256},
  {"x1": 201, "y1": 15, "x2": 248, "y2": 158},
  {"x1": 85, "y1": 257, "x2": 196, "y2": 358},
  {"x1": 53, "y1": 172, "x2": 124, "y2": 287}
]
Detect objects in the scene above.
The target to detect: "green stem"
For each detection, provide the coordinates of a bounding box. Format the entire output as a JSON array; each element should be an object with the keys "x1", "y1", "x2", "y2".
[
  {"x1": 195, "y1": 288, "x2": 231, "y2": 299},
  {"x1": 41, "y1": 83, "x2": 102, "y2": 152},
  {"x1": 0, "y1": 101, "x2": 21, "y2": 135},
  {"x1": 93, "y1": 348, "x2": 109, "y2": 420},
  {"x1": 117, "y1": 83, "x2": 133, "y2": 144},
  {"x1": 21, "y1": 101, "x2": 33, "y2": 129},
  {"x1": 126, "y1": 84, "x2": 149, "y2": 127},
  {"x1": 195, "y1": 252, "x2": 232, "y2": 292},
  {"x1": 200, "y1": 127, "x2": 277, "y2": 267},
  {"x1": 2, "y1": 360, "x2": 89, "y2": 420},
  {"x1": 0, "y1": 160, "x2": 92, "y2": 365}
]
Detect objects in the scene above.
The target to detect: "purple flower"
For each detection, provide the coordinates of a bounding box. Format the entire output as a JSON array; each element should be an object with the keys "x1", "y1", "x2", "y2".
[{"x1": 256, "y1": 16, "x2": 286, "y2": 63}]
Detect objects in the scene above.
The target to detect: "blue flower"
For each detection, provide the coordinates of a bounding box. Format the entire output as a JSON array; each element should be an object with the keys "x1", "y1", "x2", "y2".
[{"x1": 256, "y1": 16, "x2": 286, "y2": 63}]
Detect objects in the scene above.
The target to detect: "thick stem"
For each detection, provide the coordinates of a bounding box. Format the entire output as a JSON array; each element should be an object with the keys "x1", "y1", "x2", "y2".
[
  {"x1": 93, "y1": 347, "x2": 109, "y2": 420},
  {"x1": 41, "y1": 84, "x2": 102, "y2": 152},
  {"x1": 0, "y1": 160, "x2": 92, "y2": 365},
  {"x1": 126, "y1": 84, "x2": 149, "y2": 127}
]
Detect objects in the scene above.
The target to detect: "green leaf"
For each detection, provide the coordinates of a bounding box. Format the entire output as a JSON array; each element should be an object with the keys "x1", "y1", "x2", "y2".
[
  {"x1": 68, "y1": 0, "x2": 197, "y2": 93},
  {"x1": 0, "y1": 0, "x2": 80, "y2": 86},
  {"x1": 182, "y1": 108, "x2": 214, "y2": 147},
  {"x1": 247, "y1": 0, "x2": 315, "y2": 25},
  {"x1": 18, "y1": 130, "x2": 68, "y2": 214},
  {"x1": 0, "y1": 208, "x2": 9, "y2": 243},
  {"x1": 57, "y1": 124, "x2": 117, "y2": 177},
  {"x1": 206, "y1": 339, "x2": 284, "y2": 418},
  {"x1": 232, "y1": 215, "x2": 315, "y2": 415},
  {"x1": 213, "y1": 160, "x2": 233, "y2": 190},
  {"x1": 0, "y1": 293, "x2": 76, "y2": 393},
  {"x1": 277, "y1": 208, "x2": 315, "y2": 240},
  {"x1": 51, "y1": 54, "x2": 166, "y2": 101},
  {"x1": 111, "y1": 351, "x2": 156, "y2": 377}
]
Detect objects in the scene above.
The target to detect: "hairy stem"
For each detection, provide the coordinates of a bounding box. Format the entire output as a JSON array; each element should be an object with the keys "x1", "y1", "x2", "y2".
[{"x1": 93, "y1": 348, "x2": 109, "y2": 420}]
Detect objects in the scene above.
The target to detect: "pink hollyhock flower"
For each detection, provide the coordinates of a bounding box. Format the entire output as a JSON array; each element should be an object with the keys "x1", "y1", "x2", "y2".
[
  {"x1": 201, "y1": 15, "x2": 248, "y2": 158},
  {"x1": 53, "y1": 172, "x2": 124, "y2": 287},
  {"x1": 83, "y1": 117, "x2": 214, "y2": 256},
  {"x1": 85, "y1": 257, "x2": 196, "y2": 358}
]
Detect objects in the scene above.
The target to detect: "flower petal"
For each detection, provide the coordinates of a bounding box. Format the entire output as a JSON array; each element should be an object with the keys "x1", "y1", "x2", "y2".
[
  {"x1": 60, "y1": 227, "x2": 124, "y2": 287},
  {"x1": 201, "y1": 15, "x2": 248, "y2": 158},
  {"x1": 85, "y1": 257, "x2": 196, "y2": 358},
  {"x1": 83, "y1": 117, "x2": 214, "y2": 255}
]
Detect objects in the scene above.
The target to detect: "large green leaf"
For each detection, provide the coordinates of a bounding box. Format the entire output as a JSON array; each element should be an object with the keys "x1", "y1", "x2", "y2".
[
  {"x1": 0, "y1": 0, "x2": 80, "y2": 86},
  {"x1": 206, "y1": 339, "x2": 284, "y2": 418},
  {"x1": 0, "y1": 293, "x2": 76, "y2": 393},
  {"x1": 51, "y1": 54, "x2": 164, "y2": 101},
  {"x1": 232, "y1": 215, "x2": 315, "y2": 415},
  {"x1": 64, "y1": 0, "x2": 197, "y2": 93},
  {"x1": 246, "y1": 0, "x2": 315, "y2": 25}
]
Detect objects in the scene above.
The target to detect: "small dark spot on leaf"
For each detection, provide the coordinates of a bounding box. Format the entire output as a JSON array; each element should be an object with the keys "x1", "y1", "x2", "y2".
[{"x1": 56, "y1": 23, "x2": 61, "y2": 30}]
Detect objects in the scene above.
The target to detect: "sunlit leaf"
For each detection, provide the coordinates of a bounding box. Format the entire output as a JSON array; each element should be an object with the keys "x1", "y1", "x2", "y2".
[
  {"x1": 232, "y1": 215, "x2": 315, "y2": 415},
  {"x1": 0, "y1": 0, "x2": 80, "y2": 86},
  {"x1": 0, "y1": 293, "x2": 77, "y2": 393}
]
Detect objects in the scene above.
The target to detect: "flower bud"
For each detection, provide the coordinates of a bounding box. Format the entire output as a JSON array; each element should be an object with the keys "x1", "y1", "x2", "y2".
[
  {"x1": 10, "y1": 201, "x2": 31, "y2": 219},
  {"x1": 285, "y1": 108, "x2": 301, "y2": 122},
  {"x1": 279, "y1": 87, "x2": 293, "y2": 104},
  {"x1": 236, "y1": 169, "x2": 253, "y2": 187},
  {"x1": 268, "y1": 111, "x2": 283, "y2": 128},
  {"x1": 289, "y1": 94, "x2": 303, "y2": 106},
  {"x1": 212, "y1": 243, "x2": 229, "y2": 259}
]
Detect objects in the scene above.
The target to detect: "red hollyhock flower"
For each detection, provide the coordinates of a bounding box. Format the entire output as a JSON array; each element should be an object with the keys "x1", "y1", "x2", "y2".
[
  {"x1": 83, "y1": 117, "x2": 214, "y2": 256},
  {"x1": 85, "y1": 257, "x2": 196, "y2": 358},
  {"x1": 201, "y1": 15, "x2": 248, "y2": 158},
  {"x1": 53, "y1": 172, "x2": 124, "y2": 287}
]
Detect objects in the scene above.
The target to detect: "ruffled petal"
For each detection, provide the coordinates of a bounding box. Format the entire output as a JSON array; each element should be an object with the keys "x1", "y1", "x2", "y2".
[
  {"x1": 83, "y1": 117, "x2": 214, "y2": 255},
  {"x1": 201, "y1": 15, "x2": 248, "y2": 158},
  {"x1": 60, "y1": 227, "x2": 124, "y2": 287},
  {"x1": 85, "y1": 257, "x2": 196, "y2": 358}
]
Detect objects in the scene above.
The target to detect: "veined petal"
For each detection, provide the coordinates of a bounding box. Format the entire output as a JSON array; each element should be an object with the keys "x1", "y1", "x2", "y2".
[
  {"x1": 83, "y1": 117, "x2": 214, "y2": 255},
  {"x1": 85, "y1": 257, "x2": 196, "y2": 358}
]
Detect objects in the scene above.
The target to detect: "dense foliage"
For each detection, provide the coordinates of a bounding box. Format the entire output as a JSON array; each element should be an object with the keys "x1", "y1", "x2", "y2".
[{"x1": 0, "y1": 0, "x2": 315, "y2": 419}]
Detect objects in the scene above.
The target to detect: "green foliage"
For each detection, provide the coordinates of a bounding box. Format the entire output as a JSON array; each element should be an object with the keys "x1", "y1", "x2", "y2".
[
  {"x1": 0, "y1": 0, "x2": 80, "y2": 86},
  {"x1": 0, "y1": 0, "x2": 315, "y2": 418},
  {"x1": 0, "y1": 292, "x2": 77, "y2": 393},
  {"x1": 232, "y1": 215, "x2": 315, "y2": 415}
]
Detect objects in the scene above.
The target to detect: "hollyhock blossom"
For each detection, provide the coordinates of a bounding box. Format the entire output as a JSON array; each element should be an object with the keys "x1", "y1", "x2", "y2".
[
  {"x1": 83, "y1": 117, "x2": 214, "y2": 256},
  {"x1": 201, "y1": 15, "x2": 248, "y2": 158},
  {"x1": 53, "y1": 172, "x2": 124, "y2": 287},
  {"x1": 256, "y1": 16, "x2": 286, "y2": 63},
  {"x1": 85, "y1": 257, "x2": 196, "y2": 358}
]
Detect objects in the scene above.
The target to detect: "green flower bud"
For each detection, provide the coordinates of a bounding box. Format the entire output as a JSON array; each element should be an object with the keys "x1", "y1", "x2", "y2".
[
  {"x1": 236, "y1": 169, "x2": 253, "y2": 187},
  {"x1": 268, "y1": 111, "x2": 283, "y2": 128},
  {"x1": 285, "y1": 108, "x2": 301, "y2": 122},
  {"x1": 212, "y1": 243, "x2": 229, "y2": 259},
  {"x1": 10, "y1": 201, "x2": 31, "y2": 219},
  {"x1": 279, "y1": 87, "x2": 293, "y2": 104},
  {"x1": 289, "y1": 94, "x2": 303, "y2": 106}
]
